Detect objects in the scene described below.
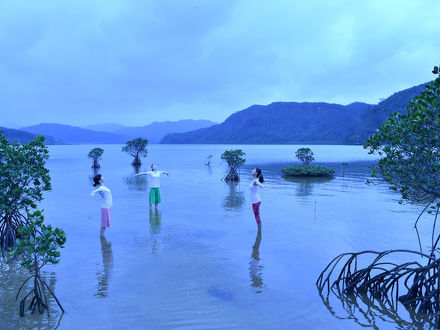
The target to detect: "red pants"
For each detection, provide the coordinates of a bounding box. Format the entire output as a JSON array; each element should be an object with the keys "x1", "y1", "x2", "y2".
[{"x1": 252, "y1": 202, "x2": 262, "y2": 224}]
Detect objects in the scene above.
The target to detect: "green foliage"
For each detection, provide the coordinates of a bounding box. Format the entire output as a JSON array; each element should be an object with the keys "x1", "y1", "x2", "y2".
[
  {"x1": 88, "y1": 147, "x2": 104, "y2": 169},
  {"x1": 10, "y1": 209, "x2": 66, "y2": 316},
  {"x1": 12, "y1": 210, "x2": 66, "y2": 269},
  {"x1": 88, "y1": 147, "x2": 104, "y2": 160},
  {"x1": 221, "y1": 149, "x2": 246, "y2": 169},
  {"x1": 295, "y1": 148, "x2": 314, "y2": 164},
  {"x1": 0, "y1": 134, "x2": 51, "y2": 249},
  {"x1": 122, "y1": 137, "x2": 148, "y2": 165},
  {"x1": 364, "y1": 68, "x2": 440, "y2": 203},
  {"x1": 282, "y1": 164, "x2": 335, "y2": 177},
  {"x1": 221, "y1": 149, "x2": 246, "y2": 182}
]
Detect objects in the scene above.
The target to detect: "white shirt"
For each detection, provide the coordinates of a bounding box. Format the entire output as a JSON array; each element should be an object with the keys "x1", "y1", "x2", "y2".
[
  {"x1": 250, "y1": 179, "x2": 262, "y2": 204},
  {"x1": 93, "y1": 185, "x2": 113, "y2": 208},
  {"x1": 146, "y1": 170, "x2": 164, "y2": 188}
]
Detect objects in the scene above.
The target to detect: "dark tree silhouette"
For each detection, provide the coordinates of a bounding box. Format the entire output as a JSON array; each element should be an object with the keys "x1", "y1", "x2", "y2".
[
  {"x1": 122, "y1": 137, "x2": 148, "y2": 166},
  {"x1": 88, "y1": 147, "x2": 104, "y2": 169},
  {"x1": 221, "y1": 149, "x2": 246, "y2": 182}
]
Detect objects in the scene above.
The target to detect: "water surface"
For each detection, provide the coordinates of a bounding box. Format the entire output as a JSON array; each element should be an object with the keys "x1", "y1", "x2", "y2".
[{"x1": 0, "y1": 144, "x2": 432, "y2": 329}]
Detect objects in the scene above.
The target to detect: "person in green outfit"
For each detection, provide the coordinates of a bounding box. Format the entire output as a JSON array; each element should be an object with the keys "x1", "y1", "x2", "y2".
[{"x1": 135, "y1": 164, "x2": 169, "y2": 210}]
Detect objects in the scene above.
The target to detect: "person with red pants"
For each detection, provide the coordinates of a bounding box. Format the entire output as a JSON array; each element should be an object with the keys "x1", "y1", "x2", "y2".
[{"x1": 250, "y1": 168, "x2": 268, "y2": 228}]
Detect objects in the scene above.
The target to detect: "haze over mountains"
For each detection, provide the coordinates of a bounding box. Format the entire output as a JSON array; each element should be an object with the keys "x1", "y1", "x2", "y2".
[
  {"x1": 161, "y1": 82, "x2": 428, "y2": 144},
  {"x1": 1, "y1": 82, "x2": 428, "y2": 145},
  {"x1": 114, "y1": 120, "x2": 217, "y2": 143},
  {"x1": 8, "y1": 120, "x2": 217, "y2": 144}
]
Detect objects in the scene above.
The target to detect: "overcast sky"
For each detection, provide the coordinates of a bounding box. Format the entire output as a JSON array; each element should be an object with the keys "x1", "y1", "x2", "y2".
[{"x1": 0, "y1": 0, "x2": 439, "y2": 128}]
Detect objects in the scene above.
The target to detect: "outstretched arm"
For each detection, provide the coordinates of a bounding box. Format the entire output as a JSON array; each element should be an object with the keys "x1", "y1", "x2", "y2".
[
  {"x1": 161, "y1": 171, "x2": 169, "y2": 176},
  {"x1": 135, "y1": 171, "x2": 150, "y2": 177},
  {"x1": 90, "y1": 186, "x2": 103, "y2": 196}
]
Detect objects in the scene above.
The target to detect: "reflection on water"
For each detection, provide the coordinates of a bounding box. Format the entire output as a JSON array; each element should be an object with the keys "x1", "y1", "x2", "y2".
[
  {"x1": 320, "y1": 292, "x2": 436, "y2": 329},
  {"x1": 4, "y1": 145, "x2": 422, "y2": 328},
  {"x1": 124, "y1": 174, "x2": 147, "y2": 191},
  {"x1": 95, "y1": 236, "x2": 113, "y2": 298},
  {"x1": 149, "y1": 210, "x2": 162, "y2": 255},
  {"x1": 249, "y1": 227, "x2": 265, "y2": 293},
  {"x1": 282, "y1": 176, "x2": 333, "y2": 196},
  {"x1": 0, "y1": 260, "x2": 63, "y2": 328},
  {"x1": 224, "y1": 182, "x2": 245, "y2": 211},
  {"x1": 133, "y1": 164, "x2": 141, "y2": 174}
]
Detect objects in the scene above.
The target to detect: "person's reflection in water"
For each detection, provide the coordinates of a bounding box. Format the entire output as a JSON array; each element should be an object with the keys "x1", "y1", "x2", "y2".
[
  {"x1": 249, "y1": 227, "x2": 265, "y2": 293},
  {"x1": 149, "y1": 209, "x2": 162, "y2": 255},
  {"x1": 95, "y1": 236, "x2": 113, "y2": 297}
]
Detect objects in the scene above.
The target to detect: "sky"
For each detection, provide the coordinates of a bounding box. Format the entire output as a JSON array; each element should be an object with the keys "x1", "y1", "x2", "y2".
[{"x1": 0, "y1": 0, "x2": 439, "y2": 128}]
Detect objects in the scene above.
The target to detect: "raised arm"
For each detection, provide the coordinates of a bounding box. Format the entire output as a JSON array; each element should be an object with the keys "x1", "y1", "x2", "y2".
[{"x1": 161, "y1": 171, "x2": 169, "y2": 176}]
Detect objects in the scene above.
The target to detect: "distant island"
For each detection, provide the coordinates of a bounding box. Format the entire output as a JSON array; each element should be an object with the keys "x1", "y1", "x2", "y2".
[{"x1": 161, "y1": 83, "x2": 427, "y2": 145}]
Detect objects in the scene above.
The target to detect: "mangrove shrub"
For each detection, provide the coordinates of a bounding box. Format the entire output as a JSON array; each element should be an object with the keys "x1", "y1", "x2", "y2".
[
  {"x1": 317, "y1": 67, "x2": 440, "y2": 327},
  {"x1": 0, "y1": 134, "x2": 51, "y2": 250},
  {"x1": 282, "y1": 148, "x2": 334, "y2": 177},
  {"x1": 122, "y1": 137, "x2": 148, "y2": 166},
  {"x1": 296, "y1": 147, "x2": 314, "y2": 164},
  {"x1": 11, "y1": 210, "x2": 66, "y2": 316},
  {"x1": 88, "y1": 147, "x2": 104, "y2": 169},
  {"x1": 221, "y1": 149, "x2": 246, "y2": 182}
]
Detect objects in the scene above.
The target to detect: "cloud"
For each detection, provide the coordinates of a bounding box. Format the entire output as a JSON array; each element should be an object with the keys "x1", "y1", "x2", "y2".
[{"x1": 0, "y1": 0, "x2": 439, "y2": 126}]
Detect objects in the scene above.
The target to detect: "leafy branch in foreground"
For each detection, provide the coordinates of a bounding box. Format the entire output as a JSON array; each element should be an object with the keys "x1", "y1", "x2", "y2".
[
  {"x1": 317, "y1": 66, "x2": 440, "y2": 327},
  {"x1": 11, "y1": 210, "x2": 66, "y2": 317},
  {"x1": 0, "y1": 134, "x2": 51, "y2": 250}
]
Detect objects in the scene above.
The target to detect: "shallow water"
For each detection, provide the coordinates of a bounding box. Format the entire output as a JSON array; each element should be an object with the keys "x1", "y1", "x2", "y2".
[{"x1": 0, "y1": 144, "x2": 434, "y2": 329}]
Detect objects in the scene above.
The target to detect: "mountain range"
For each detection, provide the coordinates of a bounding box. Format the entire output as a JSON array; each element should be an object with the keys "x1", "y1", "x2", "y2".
[
  {"x1": 161, "y1": 82, "x2": 428, "y2": 145},
  {"x1": 0, "y1": 127, "x2": 59, "y2": 144},
  {"x1": 14, "y1": 120, "x2": 217, "y2": 144},
  {"x1": 114, "y1": 120, "x2": 217, "y2": 143},
  {"x1": 1, "y1": 81, "x2": 429, "y2": 145}
]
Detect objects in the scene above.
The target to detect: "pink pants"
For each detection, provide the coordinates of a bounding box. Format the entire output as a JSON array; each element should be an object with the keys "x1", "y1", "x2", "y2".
[
  {"x1": 101, "y1": 208, "x2": 111, "y2": 228},
  {"x1": 252, "y1": 202, "x2": 262, "y2": 224}
]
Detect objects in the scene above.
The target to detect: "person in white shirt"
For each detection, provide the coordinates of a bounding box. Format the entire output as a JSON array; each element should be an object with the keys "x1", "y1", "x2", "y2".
[
  {"x1": 90, "y1": 174, "x2": 113, "y2": 237},
  {"x1": 135, "y1": 164, "x2": 169, "y2": 210},
  {"x1": 250, "y1": 168, "x2": 268, "y2": 228}
]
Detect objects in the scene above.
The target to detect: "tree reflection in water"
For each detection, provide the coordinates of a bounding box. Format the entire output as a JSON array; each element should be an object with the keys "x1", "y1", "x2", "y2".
[
  {"x1": 95, "y1": 236, "x2": 113, "y2": 298},
  {"x1": 124, "y1": 168, "x2": 147, "y2": 191},
  {"x1": 224, "y1": 182, "x2": 245, "y2": 211},
  {"x1": 320, "y1": 289, "x2": 436, "y2": 329},
  {"x1": 282, "y1": 176, "x2": 332, "y2": 197},
  {"x1": 249, "y1": 227, "x2": 265, "y2": 293},
  {"x1": 0, "y1": 262, "x2": 64, "y2": 328}
]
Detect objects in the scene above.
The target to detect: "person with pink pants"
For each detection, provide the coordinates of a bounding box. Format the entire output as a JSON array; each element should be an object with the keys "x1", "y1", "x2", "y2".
[
  {"x1": 91, "y1": 174, "x2": 113, "y2": 237},
  {"x1": 250, "y1": 168, "x2": 268, "y2": 228}
]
